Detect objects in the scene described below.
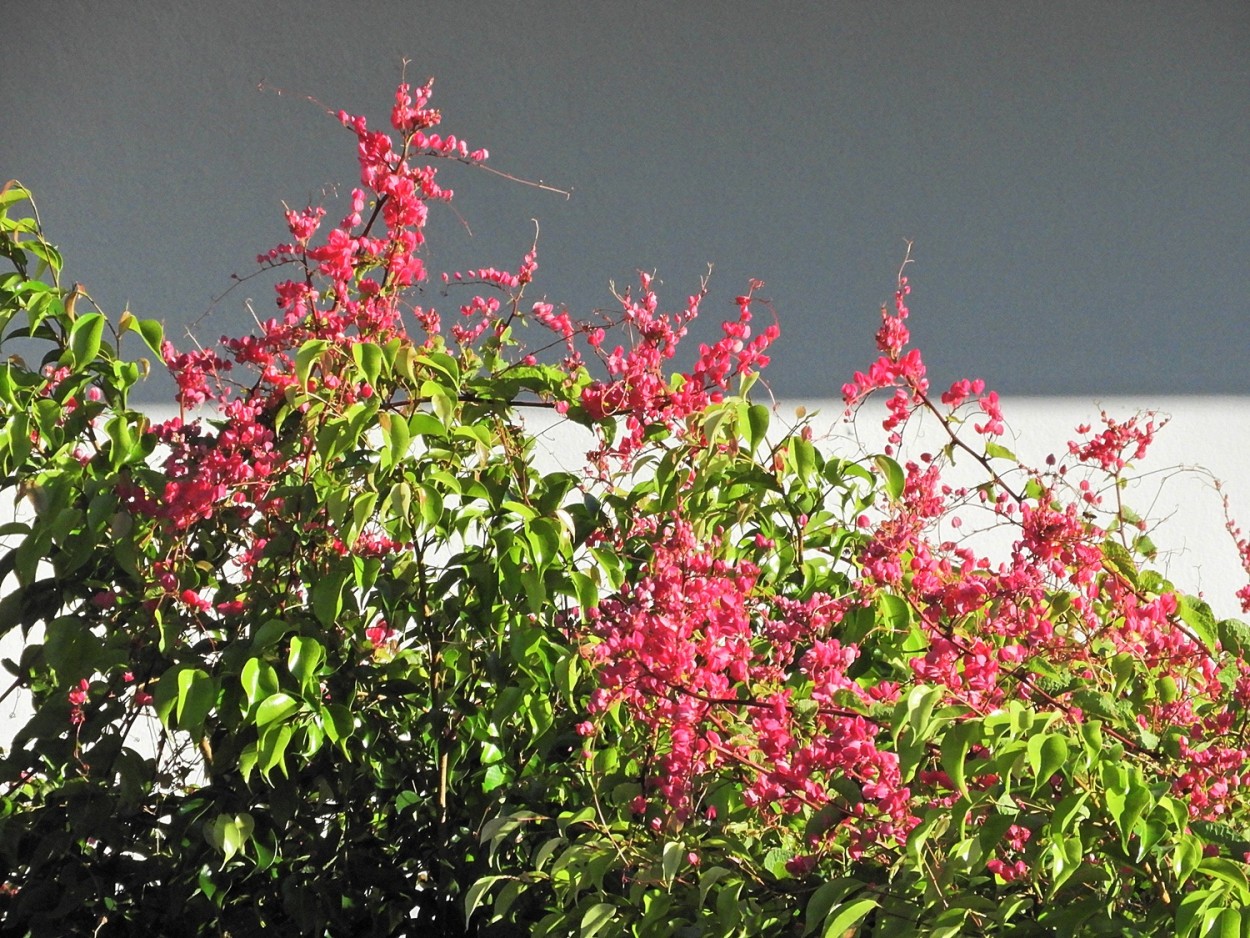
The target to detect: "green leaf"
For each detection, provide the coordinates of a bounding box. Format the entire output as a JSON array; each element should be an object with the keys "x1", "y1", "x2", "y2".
[
  {"x1": 241, "y1": 657, "x2": 279, "y2": 710},
  {"x1": 1178, "y1": 594, "x2": 1219, "y2": 654},
  {"x1": 803, "y1": 880, "x2": 864, "y2": 936},
  {"x1": 821, "y1": 898, "x2": 878, "y2": 938},
  {"x1": 252, "y1": 617, "x2": 297, "y2": 651},
  {"x1": 105, "y1": 411, "x2": 137, "y2": 469},
  {"x1": 288, "y1": 636, "x2": 324, "y2": 693},
  {"x1": 556, "y1": 651, "x2": 580, "y2": 706},
  {"x1": 579, "y1": 902, "x2": 616, "y2": 938},
  {"x1": 25, "y1": 238, "x2": 63, "y2": 275},
  {"x1": 257, "y1": 723, "x2": 294, "y2": 778},
  {"x1": 386, "y1": 412, "x2": 412, "y2": 467},
  {"x1": 763, "y1": 846, "x2": 793, "y2": 879},
  {"x1": 481, "y1": 764, "x2": 510, "y2": 793},
  {"x1": 1215, "y1": 908, "x2": 1242, "y2": 938},
  {"x1": 415, "y1": 484, "x2": 444, "y2": 529},
  {"x1": 311, "y1": 572, "x2": 344, "y2": 627},
  {"x1": 941, "y1": 719, "x2": 981, "y2": 797},
  {"x1": 256, "y1": 692, "x2": 300, "y2": 727},
  {"x1": 417, "y1": 351, "x2": 461, "y2": 387},
  {"x1": 1027, "y1": 733, "x2": 1069, "y2": 793},
  {"x1": 423, "y1": 381, "x2": 455, "y2": 427},
  {"x1": 68, "y1": 312, "x2": 105, "y2": 368},
  {"x1": 1217, "y1": 618, "x2": 1250, "y2": 656},
  {"x1": 1197, "y1": 857, "x2": 1250, "y2": 904},
  {"x1": 715, "y1": 878, "x2": 745, "y2": 929},
  {"x1": 661, "y1": 841, "x2": 683, "y2": 884},
  {"x1": 205, "y1": 812, "x2": 255, "y2": 867},
  {"x1": 137, "y1": 318, "x2": 165, "y2": 359},
  {"x1": 295, "y1": 339, "x2": 329, "y2": 389},
  {"x1": 792, "y1": 437, "x2": 817, "y2": 481},
  {"x1": 1117, "y1": 781, "x2": 1155, "y2": 853},
  {"x1": 874, "y1": 454, "x2": 904, "y2": 501},
  {"x1": 408, "y1": 410, "x2": 446, "y2": 438},
  {"x1": 552, "y1": 807, "x2": 593, "y2": 841},
  {"x1": 1193, "y1": 820, "x2": 1250, "y2": 857},
  {"x1": 1176, "y1": 888, "x2": 1218, "y2": 938},
  {"x1": 984, "y1": 441, "x2": 1016, "y2": 462},
  {"x1": 1101, "y1": 539, "x2": 1140, "y2": 590},
  {"x1": 697, "y1": 866, "x2": 735, "y2": 906},
  {"x1": 465, "y1": 876, "x2": 507, "y2": 922},
  {"x1": 0, "y1": 183, "x2": 32, "y2": 208},
  {"x1": 898, "y1": 684, "x2": 944, "y2": 744},
  {"x1": 1047, "y1": 830, "x2": 1085, "y2": 894},
  {"x1": 1174, "y1": 833, "x2": 1205, "y2": 887},
  {"x1": 175, "y1": 667, "x2": 215, "y2": 736},
  {"x1": 746, "y1": 402, "x2": 770, "y2": 453},
  {"x1": 570, "y1": 570, "x2": 598, "y2": 613},
  {"x1": 876, "y1": 592, "x2": 912, "y2": 633},
  {"x1": 321, "y1": 703, "x2": 355, "y2": 745},
  {"x1": 352, "y1": 341, "x2": 384, "y2": 386}
]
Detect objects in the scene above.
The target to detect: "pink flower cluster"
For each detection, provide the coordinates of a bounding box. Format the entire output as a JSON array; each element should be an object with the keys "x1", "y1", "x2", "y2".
[
  {"x1": 580, "y1": 250, "x2": 1250, "y2": 881},
  {"x1": 825, "y1": 279, "x2": 1247, "y2": 824},
  {"x1": 586, "y1": 516, "x2": 913, "y2": 850},
  {"x1": 136, "y1": 82, "x2": 492, "y2": 555},
  {"x1": 67, "y1": 678, "x2": 89, "y2": 726},
  {"x1": 1068, "y1": 410, "x2": 1163, "y2": 472},
  {"x1": 146, "y1": 400, "x2": 280, "y2": 531},
  {"x1": 576, "y1": 275, "x2": 778, "y2": 463}
]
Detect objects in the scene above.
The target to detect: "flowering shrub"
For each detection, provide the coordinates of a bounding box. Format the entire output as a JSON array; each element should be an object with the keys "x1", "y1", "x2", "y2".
[{"x1": 2, "y1": 79, "x2": 1250, "y2": 938}]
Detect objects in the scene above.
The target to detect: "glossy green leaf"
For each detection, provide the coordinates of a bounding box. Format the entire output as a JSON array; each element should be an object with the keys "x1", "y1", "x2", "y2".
[
  {"x1": 803, "y1": 879, "x2": 863, "y2": 936},
  {"x1": 241, "y1": 657, "x2": 279, "y2": 709},
  {"x1": 792, "y1": 436, "x2": 817, "y2": 481},
  {"x1": 352, "y1": 341, "x2": 384, "y2": 385},
  {"x1": 321, "y1": 703, "x2": 355, "y2": 745},
  {"x1": 0, "y1": 184, "x2": 32, "y2": 208},
  {"x1": 257, "y1": 722, "x2": 294, "y2": 778},
  {"x1": 984, "y1": 441, "x2": 1016, "y2": 462},
  {"x1": 294, "y1": 338, "x2": 329, "y2": 389},
  {"x1": 465, "y1": 876, "x2": 508, "y2": 923},
  {"x1": 137, "y1": 317, "x2": 165, "y2": 359},
  {"x1": 205, "y1": 812, "x2": 255, "y2": 866},
  {"x1": 661, "y1": 841, "x2": 683, "y2": 884},
  {"x1": 941, "y1": 720, "x2": 980, "y2": 798},
  {"x1": 66, "y1": 312, "x2": 105, "y2": 368},
  {"x1": 821, "y1": 898, "x2": 878, "y2": 938},
  {"x1": 579, "y1": 902, "x2": 616, "y2": 938},
  {"x1": 746, "y1": 402, "x2": 769, "y2": 453},
  {"x1": 256, "y1": 692, "x2": 300, "y2": 727},
  {"x1": 311, "y1": 573, "x2": 344, "y2": 627},
  {"x1": 288, "y1": 635, "x2": 325, "y2": 692},
  {"x1": 1178, "y1": 594, "x2": 1219, "y2": 654},
  {"x1": 874, "y1": 454, "x2": 905, "y2": 501},
  {"x1": 175, "y1": 667, "x2": 215, "y2": 736},
  {"x1": 570, "y1": 570, "x2": 598, "y2": 613},
  {"x1": 1027, "y1": 733, "x2": 1069, "y2": 793}
]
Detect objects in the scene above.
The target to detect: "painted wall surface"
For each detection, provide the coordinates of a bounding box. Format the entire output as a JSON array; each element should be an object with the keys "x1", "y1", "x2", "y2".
[{"x1": 4, "y1": 1, "x2": 1248, "y2": 402}]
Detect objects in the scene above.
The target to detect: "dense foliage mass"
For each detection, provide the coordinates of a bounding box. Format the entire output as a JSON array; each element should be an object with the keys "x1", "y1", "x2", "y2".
[{"x1": 3, "y1": 80, "x2": 1250, "y2": 937}]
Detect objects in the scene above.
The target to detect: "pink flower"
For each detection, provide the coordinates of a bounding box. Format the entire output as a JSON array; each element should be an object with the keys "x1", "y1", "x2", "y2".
[
  {"x1": 90, "y1": 591, "x2": 118, "y2": 609},
  {"x1": 973, "y1": 391, "x2": 1005, "y2": 436},
  {"x1": 180, "y1": 589, "x2": 212, "y2": 612},
  {"x1": 785, "y1": 854, "x2": 818, "y2": 878},
  {"x1": 68, "y1": 679, "x2": 89, "y2": 725},
  {"x1": 365, "y1": 621, "x2": 396, "y2": 647}
]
